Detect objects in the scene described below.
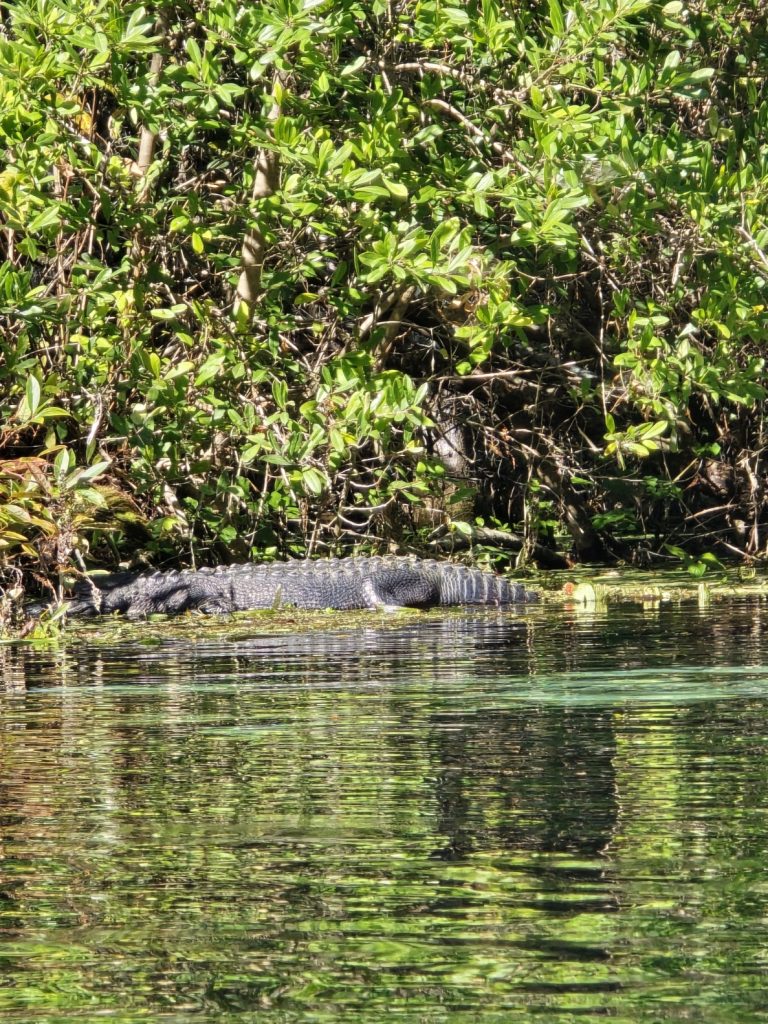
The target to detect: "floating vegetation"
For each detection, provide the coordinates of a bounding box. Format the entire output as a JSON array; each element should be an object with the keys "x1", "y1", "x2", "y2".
[{"x1": 545, "y1": 569, "x2": 768, "y2": 610}]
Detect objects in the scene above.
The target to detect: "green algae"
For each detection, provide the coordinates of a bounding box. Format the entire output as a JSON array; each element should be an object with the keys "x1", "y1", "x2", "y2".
[{"x1": 16, "y1": 605, "x2": 423, "y2": 647}]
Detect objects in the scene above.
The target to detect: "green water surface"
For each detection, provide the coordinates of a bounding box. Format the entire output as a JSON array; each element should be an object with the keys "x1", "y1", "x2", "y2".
[{"x1": 2, "y1": 600, "x2": 768, "y2": 1023}]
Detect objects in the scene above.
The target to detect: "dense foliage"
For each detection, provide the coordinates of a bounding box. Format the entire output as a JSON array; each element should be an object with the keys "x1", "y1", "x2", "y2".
[{"x1": 1, "y1": 0, "x2": 767, "y2": 594}]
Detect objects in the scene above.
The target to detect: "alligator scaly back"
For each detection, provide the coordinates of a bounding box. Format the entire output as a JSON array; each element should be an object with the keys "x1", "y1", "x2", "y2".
[{"x1": 64, "y1": 556, "x2": 538, "y2": 618}]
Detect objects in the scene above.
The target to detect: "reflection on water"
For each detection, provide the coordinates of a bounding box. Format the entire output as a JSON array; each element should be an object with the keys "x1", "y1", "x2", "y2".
[{"x1": 1, "y1": 601, "x2": 768, "y2": 1022}]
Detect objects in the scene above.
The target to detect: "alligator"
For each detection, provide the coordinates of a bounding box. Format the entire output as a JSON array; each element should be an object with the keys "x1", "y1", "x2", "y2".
[{"x1": 61, "y1": 556, "x2": 538, "y2": 618}]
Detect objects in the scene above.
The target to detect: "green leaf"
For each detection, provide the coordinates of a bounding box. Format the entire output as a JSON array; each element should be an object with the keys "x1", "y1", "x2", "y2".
[
  {"x1": 300, "y1": 468, "x2": 326, "y2": 495},
  {"x1": 638, "y1": 420, "x2": 668, "y2": 439},
  {"x1": 150, "y1": 307, "x2": 184, "y2": 320},
  {"x1": 53, "y1": 448, "x2": 72, "y2": 482},
  {"x1": 25, "y1": 376, "x2": 41, "y2": 418},
  {"x1": 548, "y1": 0, "x2": 565, "y2": 35},
  {"x1": 272, "y1": 379, "x2": 288, "y2": 409},
  {"x1": 195, "y1": 355, "x2": 225, "y2": 386},
  {"x1": 444, "y1": 7, "x2": 469, "y2": 24},
  {"x1": 185, "y1": 38, "x2": 202, "y2": 64},
  {"x1": 37, "y1": 406, "x2": 70, "y2": 419},
  {"x1": 76, "y1": 461, "x2": 112, "y2": 482},
  {"x1": 26, "y1": 206, "x2": 61, "y2": 232},
  {"x1": 76, "y1": 487, "x2": 108, "y2": 507},
  {"x1": 384, "y1": 179, "x2": 409, "y2": 200},
  {"x1": 340, "y1": 56, "x2": 367, "y2": 77},
  {"x1": 452, "y1": 520, "x2": 473, "y2": 536},
  {"x1": 687, "y1": 67, "x2": 715, "y2": 81},
  {"x1": 663, "y1": 50, "x2": 682, "y2": 70}
]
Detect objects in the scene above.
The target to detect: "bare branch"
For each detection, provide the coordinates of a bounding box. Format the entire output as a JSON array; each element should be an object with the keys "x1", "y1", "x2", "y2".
[
  {"x1": 736, "y1": 225, "x2": 768, "y2": 275},
  {"x1": 371, "y1": 286, "x2": 418, "y2": 371},
  {"x1": 428, "y1": 524, "x2": 570, "y2": 568},
  {"x1": 354, "y1": 285, "x2": 417, "y2": 369},
  {"x1": 423, "y1": 99, "x2": 530, "y2": 175},
  {"x1": 383, "y1": 61, "x2": 525, "y2": 103}
]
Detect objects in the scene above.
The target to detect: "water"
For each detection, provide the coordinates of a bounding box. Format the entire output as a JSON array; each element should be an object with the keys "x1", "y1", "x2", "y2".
[{"x1": 2, "y1": 600, "x2": 768, "y2": 1023}]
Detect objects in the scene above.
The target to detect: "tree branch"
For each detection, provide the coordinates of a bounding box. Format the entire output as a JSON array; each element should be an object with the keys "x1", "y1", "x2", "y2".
[
  {"x1": 135, "y1": 49, "x2": 165, "y2": 201},
  {"x1": 234, "y1": 76, "x2": 283, "y2": 323}
]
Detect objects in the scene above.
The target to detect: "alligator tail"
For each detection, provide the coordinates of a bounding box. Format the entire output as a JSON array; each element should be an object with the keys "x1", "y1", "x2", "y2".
[{"x1": 437, "y1": 564, "x2": 537, "y2": 605}]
